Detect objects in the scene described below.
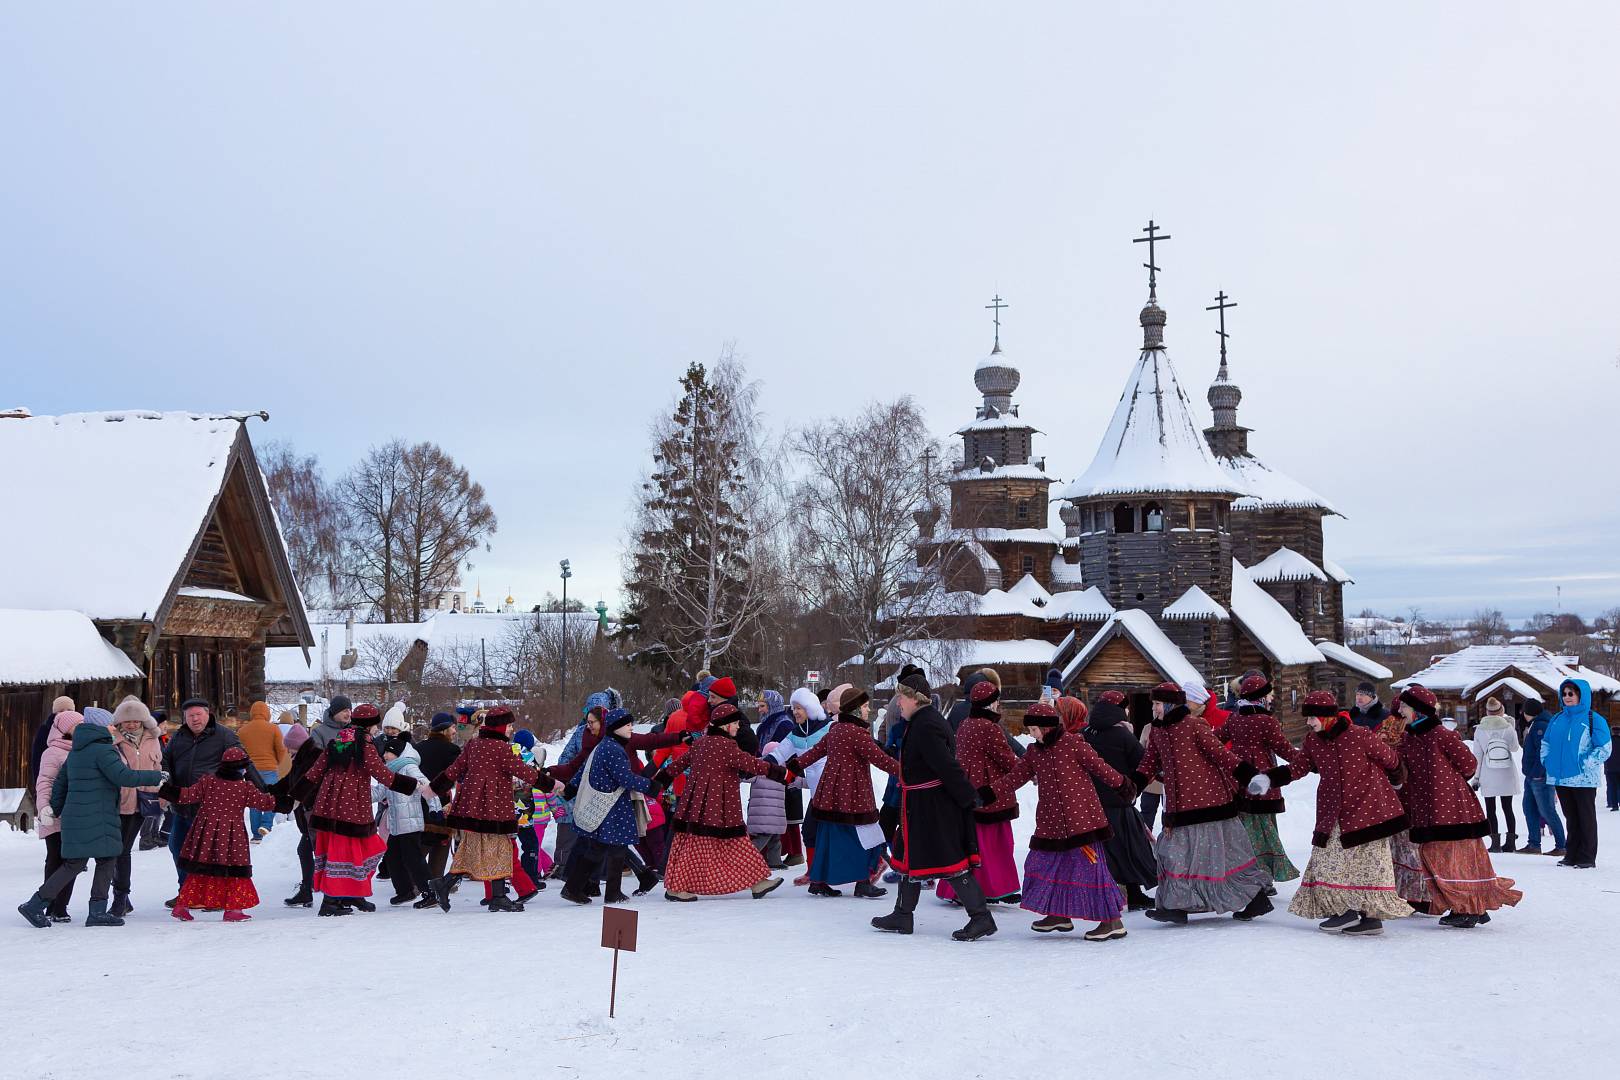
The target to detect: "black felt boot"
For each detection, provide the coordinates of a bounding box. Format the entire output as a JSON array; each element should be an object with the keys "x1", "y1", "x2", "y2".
[
  {"x1": 871, "y1": 879, "x2": 921, "y2": 934},
  {"x1": 487, "y1": 879, "x2": 524, "y2": 912},
  {"x1": 948, "y1": 874, "x2": 998, "y2": 941},
  {"x1": 560, "y1": 848, "x2": 600, "y2": 905},
  {"x1": 600, "y1": 847, "x2": 630, "y2": 904}
]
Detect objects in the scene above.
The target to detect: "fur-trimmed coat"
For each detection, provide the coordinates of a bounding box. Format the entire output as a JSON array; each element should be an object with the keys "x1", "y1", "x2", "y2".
[
  {"x1": 788, "y1": 717, "x2": 897, "y2": 826},
  {"x1": 987, "y1": 731, "x2": 1126, "y2": 849},
  {"x1": 1223, "y1": 705, "x2": 1300, "y2": 814},
  {"x1": 1398, "y1": 717, "x2": 1487, "y2": 843},
  {"x1": 1289, "y1": 719, "x2": 1407, "y2": 848},
  {"x1": 661, "y1": 729, "x2": 786, "y2": 838},
  {"x1": 1134, "y1": 706, "x2": 1266, "y2": 827},
  {"x1": 174, "y1": 776, "x2": 278, "y2": 877},
  {"x1": 888, "y1": 704, "x2": 980, "y2": 880},
  {"x1": 955, "y1": 713, "x2": 1021, "y2": 823},
  {"x1": 300, "y1": 733, "x2": 417, "y2": 837},
  {"x1": 432, "y1": 729, "x2": 547, "y2": 835}
]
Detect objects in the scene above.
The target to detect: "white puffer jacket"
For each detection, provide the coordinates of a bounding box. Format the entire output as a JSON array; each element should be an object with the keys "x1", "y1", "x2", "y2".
[
  {"x1": 1471, "y1": 719, "x2": 1522, "y2": 798},
  {"x1": 373, "y1": 742, "x2": 437, "y2": 836}
]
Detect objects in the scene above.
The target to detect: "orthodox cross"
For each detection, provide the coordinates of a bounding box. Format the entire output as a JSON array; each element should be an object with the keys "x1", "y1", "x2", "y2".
[
  {"x1": 1133, "y1": 220, "x2": 1172, "y2": 298},
  {"x1": 1206, "y1": 290, "x2": 1237, "y2": 372},
  {"x1": 985, "y1": 294, "x2": 1008, "y2": 350}
]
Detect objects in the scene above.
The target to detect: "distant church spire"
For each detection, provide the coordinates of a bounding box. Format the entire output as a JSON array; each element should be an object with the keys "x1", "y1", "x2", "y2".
[
  {"x1": 985, "y1": 293, "x2": 1008, "y2": 353},
  {"x1": 1205, "y1": 289, "x2": 1248, "y2": 456},
  {"x1": 1133, "y1": 220, "x2": 1171, "y2": 351}
]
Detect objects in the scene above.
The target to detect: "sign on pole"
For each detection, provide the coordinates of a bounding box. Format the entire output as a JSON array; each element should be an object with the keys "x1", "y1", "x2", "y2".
[
  {"x1": 601, "y1": 907, "x2": 639, "y2": 1018},
  {"x1": 807, "y1": 670, "x2": 821, "y2": 688}
]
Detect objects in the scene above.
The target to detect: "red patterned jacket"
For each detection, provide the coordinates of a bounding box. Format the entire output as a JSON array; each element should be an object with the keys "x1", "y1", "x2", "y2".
[
  {"x1": 1288, "y1": 718, "x2": 1407, "y2": 848},
  {"x1": 1134, "y1": 706, "x2": 1262, "y2": 826},
  {"x1": 300, "y1": 732, "x2": 416, "y2": 837},
  {"x1": 662, "y1": 730, "x2": 786, "y2": 838},
  {"x1": 432, "y1": 729, "x2": 549, "y2": 835},
  {"x1": 955, "y1": 714, "x2": 1020, "y2": 823},
  {"x1": 1398, "y1": 717, "x2": 1487, "y2": 843},
  {"x1": 789, "y1": 718, "x2": 898, "y2": 826},
  {"x1": 175, "y1": 776, "x2": 279, "y2": 877},
  {"x1": 988, "y1": 731, "x2": 1125, "y2": 849},
  {"x1": 1224, "y1": 705, "x2": 1301, "y2": 814}
]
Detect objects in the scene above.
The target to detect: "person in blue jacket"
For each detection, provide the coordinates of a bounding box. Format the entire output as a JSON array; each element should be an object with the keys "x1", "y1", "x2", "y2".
[
  {"x1": 559, "y1": 708, "x2": 660, "y2": 905},
  {"x1": 1516, "y1": 699, "x2": 1565, "y2": 855},
  {"x1": 1542, "y1": 679, "x2": 1613, "y2": 868}
]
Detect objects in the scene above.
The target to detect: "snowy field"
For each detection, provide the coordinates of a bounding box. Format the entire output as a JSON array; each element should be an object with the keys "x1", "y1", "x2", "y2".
[{"x1": 3, "y1": 771, "x2": 1611, "y2": 1080}]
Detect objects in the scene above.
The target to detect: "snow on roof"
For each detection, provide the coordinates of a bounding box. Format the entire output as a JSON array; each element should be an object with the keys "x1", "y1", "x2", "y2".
[
  {"x1": 1392, "y1": 645, "x2": 1620, "y2": 697},
  {"x1": 1162, "y1": 585, "x2": 1230, "y2": 621},
  {"x1": 1247, "y1": 546, "x2": 1329, "y2": 583},
  {"x1": 177, "y1": 586, "x2": 262, "y2": 603},
  {"x1": 1474, "y1": 676, "x2": 1543, "y2": 703},
  {"x1": 954, "y1": 413, "x2": 1041, "y2": 435},
  {"x1": 1314, "y1": 640, "x2": 1393, "y2": 681},
  {"x1": 953, "y1": 462, "x2": 1052, "y2": 482},
  {"x1": 1058, "y1": 346, "x2": 1243, "y2": 500},
  {"x1": 264, "y1": 620, "x2": 428, "y2": 686},
  {"x1": 933, "y1": 527, "x2": 1061, "y2": 547},
  {"x1": 0, "y1": 609, "x2": 146, "y2": 686},
  {"x1": 1061, "y1": 608, "x2": 1203, "y2": 687},
  {"x1": 1049, "y1": 556, "x2": 1085, "y2": 587},
  {"x1": 1004, "y1": 574, "x2": 1052, "y2": 606},
  {"x1": 1322, "y1": 557, "x2": 1354, "y2": 584},
  {"x1": 1229, "y1": 560, "x2": 1326, "y2": 666},
  {"x1": 1045, "y1": 586, "x2": 1114, "y2": 621},
  {"x1": 0, "y1": 411, "x2": 248, "y2": 621},
  {"x1": 1222, "y1": 453, "x2": 1340, "y2": 515},
  {"x1": 857, "y1": 637, "x2": 1062, "y2": 686}
]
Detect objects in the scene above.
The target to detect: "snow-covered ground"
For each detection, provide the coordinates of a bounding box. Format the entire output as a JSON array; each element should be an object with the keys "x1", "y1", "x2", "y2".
[{"x1": 3, "y1": 771, "x2": 1611, "y2": 1079}]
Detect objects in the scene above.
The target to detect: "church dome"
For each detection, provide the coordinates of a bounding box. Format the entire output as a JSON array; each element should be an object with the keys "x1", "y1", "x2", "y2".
[{"x1": 974, "y1": 345, "x2": 1020, "y2": 411}]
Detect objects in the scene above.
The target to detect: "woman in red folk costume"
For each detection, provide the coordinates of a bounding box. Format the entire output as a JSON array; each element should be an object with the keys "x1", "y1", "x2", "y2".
[
  {"x1": 937, "y1": 680, "x2": 1022, "y2": 906},
  {"x1": 985, "y1": 699, "x2": 1136, "y2": 940},
  {"x1": 658, "y1": 702, "x2": 790, "y2": 902},
  {"x1": 296, "y1": 704, "x2": 418, "y2": 917},
  {"x1": 1395, "y1": 685, "x2": 1522, "y2": 928},
  {"x1": 1284, "y1": 691, "x2": 1413, "y2": 936},
  {"x1": 787, "y1": 686, "x2": 898, "y2": 899},
  {"x1": 166, "y1": 747, "x2": 284, "y2": 922},
  {"x1": 428, "y1": 706, "x2": 556, "y2": 913},
  {"x1": 1222, "y1": 673, "x2": 1301, "y2": 890},
  {"x1": 1135, "y1": 682, "x2": 1279, "y2": 925}
]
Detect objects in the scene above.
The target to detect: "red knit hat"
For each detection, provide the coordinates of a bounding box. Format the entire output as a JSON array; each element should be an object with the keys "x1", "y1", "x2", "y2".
[
  {"x1": 1399, "y1": 685, "x2": 1439, "y2": 718},
  {"x1": 1151, "y1": 681, "x2": 1185, "y2": 705},
  {"x1": 1238, "y1": 673, "x2": 1272, "y2": 700},
  {"x1": 1022, "y1": 699, "x2": 1061, "y2": 725},
  {"x1": 707, "y1": 676, "x2": 737, "y2": 700},
  {"x1": 1301, "y1": 690, "x2": 1340, "y2": 717}
]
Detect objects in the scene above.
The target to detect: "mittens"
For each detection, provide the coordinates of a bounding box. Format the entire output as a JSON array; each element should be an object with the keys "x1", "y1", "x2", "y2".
[{"x1": 1246, "y1": 774, "x2": 1272, "y2": 797}]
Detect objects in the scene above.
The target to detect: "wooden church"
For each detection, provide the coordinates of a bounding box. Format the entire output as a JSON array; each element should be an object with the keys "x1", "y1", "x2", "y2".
[
  {"x1": 877, "y1": 225, "x2": 1389, "y2": 737},
  {"x1": 0, "y1": 410, "x2": 311, "y2": 789}
]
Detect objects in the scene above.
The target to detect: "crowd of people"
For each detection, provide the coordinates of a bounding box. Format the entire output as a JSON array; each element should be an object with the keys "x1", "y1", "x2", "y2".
[{"x1": 16, "y1": 667, "x2": 1613, "y2": 940}]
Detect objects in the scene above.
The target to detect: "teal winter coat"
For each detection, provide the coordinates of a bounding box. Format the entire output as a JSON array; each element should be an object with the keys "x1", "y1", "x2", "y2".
[
  {"x1": 1542, "y1": 679, "x2": 1613, "y2": 788},
  {"x1": 50, "y1": 724, "x2": 164, "y2": 859}
]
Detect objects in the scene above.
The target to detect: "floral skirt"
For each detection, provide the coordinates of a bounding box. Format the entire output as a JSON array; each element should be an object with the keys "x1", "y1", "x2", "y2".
[
  {"x1": 451, "y1": 831, "x2": 516, "y2": 882},
  {"x1": 1155, "y1": 817, "x2": 1271, "y2": 914},
  {"x1": 1419, "y1": 838, "x2": 1523, "y2": 915},
  {"x1": 937, "y1": 820, "x2": 1021, "y2": 902},
  {"x1": 665, "y1": 834, "x2": 769, "y2": 895},
  {"x1": 312, "y1": 831, "x2": 384, "y2": 897},
  {"x1": 1240, "y1": 812, "x2": 1299, "y2": 882},
  {"x1": 1390, "y1": 830, "x2": 1430, "y2": 904},
  {"x1": 177, "y1": 873, "x2": 260, "y2": 912},
  {"x1": 1021, "y1": 845, "x2": 1122, "y2": 922},
  {"x1": 1288, "y1": 831, "x2": 1412, "y2": 920}
]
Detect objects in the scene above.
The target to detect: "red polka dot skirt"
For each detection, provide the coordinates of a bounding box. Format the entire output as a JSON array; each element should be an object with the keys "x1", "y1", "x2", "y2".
[{"x1": 664, "y1": 834, "x2": 768, "y2": 895}]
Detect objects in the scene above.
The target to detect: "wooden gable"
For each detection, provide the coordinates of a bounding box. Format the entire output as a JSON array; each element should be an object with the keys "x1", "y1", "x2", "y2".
[{"x1": 1071, "y1": 634, "x2": 1168, "y2": 687}]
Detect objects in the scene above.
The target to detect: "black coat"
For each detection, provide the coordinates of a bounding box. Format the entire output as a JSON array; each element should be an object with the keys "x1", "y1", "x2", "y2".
[
  {"x1": 1350, "y1": 701, "x2": 1388, "y2": 731},
  {"x1": 415, "y1": 734, "x2": 462, "y2": 781},
  {"x1": 889, "y1": 704, "x2": 980, "y2": 880},
  {"x1": 1081, "y1": 702, "x2": 1145, "y2": 808}
]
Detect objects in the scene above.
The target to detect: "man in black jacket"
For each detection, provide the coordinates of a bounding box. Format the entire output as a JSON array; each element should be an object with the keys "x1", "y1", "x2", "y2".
[
  {"x1": 1349, "y1": 682, "x2": 1388, "y2": 730},
  {"x1": 873, "y1": 665, "x2": 996, "y2": 941},
  {"x1": 160, "y1": 698, "x2": 256, "y2": 898}
]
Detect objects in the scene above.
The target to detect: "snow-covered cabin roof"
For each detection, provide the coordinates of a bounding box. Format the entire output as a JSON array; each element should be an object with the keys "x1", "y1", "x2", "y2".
[
  {"x1": 1003, "y1": 574, "x2": 1051, "y2": 606},
  {"x1": 1393, "y1": 645, "x2": 1620, "y2": 698},
  {"x1": 1229, "y1": 560, "x2": 1326, "y2": 666},
  {"x1": 1061, "y1": 608, "x2": 1203, "y2": 687},
  {"x1": 263, "y1": 620, "x2": 430, "y2": 686},
  {"x1": 1322, "y1": 557, "x2": 1354, "y2": 584},
  {"x1": 1247, "y1": 547, "x2": 1330, "y2": 583},
  {"x1": 954, "y1": 412, "x2": 1041, "y2": 435},
  {"x1": 953, "y1": 462, "x2": 1052, "y2": 482},
  {"x1": 858, "y1": 637, "x2": 1062, "y2": 687},
  {"x1": 1044, "y1": 586, "x2": 1115, "y2": 621},
  {"x1": 1473, "y1": 676, "x2": 1543, "y2": 703},
  {"x1": 933, "y1": 527, "x2": 1062, "y2": 547},
  {"x1": 1314, "y1": 640, "x2": 1393, "y2": 681},
  {"x1": 0, "y1": 411, "x2": 252, "y2": 621},
  {"x1": 0, "y1": 609, "x2": 146, "y2": 686},
  {"x1": 1162, "y1": 585, "x2": 1230, "y2": 621},
  {"x1": 1058, "y1": 316, "x2": 1243, "y2": 500},
  {"x1": 1222, "y1": 453, "x2": 1340, "y2": 515},
  {"x1": 1049, "y1": 556, "x2": 1085, "y2": 588}
]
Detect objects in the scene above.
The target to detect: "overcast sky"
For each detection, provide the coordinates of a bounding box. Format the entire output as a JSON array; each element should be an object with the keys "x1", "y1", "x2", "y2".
[{"x1": 5, "y1": 4, "x2": 1618, "y2": 623}]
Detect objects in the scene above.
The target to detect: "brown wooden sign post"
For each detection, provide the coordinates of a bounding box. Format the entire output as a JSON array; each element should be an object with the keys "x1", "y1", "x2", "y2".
[{"x1": 601, "y1": 907, "x2": 638, "y2": 1019}]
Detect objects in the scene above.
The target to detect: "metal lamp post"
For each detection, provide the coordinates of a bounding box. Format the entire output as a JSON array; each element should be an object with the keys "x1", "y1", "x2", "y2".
[{"x1": 560, "y1": 559, "x2": 572, "y2": 726}]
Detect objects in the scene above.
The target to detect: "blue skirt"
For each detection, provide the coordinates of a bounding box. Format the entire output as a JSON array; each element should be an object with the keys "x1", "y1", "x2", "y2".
[{"x1": 809, "y1": 822, "x2": 882, "y2": 886}]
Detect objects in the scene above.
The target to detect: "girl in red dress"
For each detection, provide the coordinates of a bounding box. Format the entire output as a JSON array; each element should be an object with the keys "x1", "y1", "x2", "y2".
[{"x1": 168, "y1": 747, "x2": 283, "y2": 922}]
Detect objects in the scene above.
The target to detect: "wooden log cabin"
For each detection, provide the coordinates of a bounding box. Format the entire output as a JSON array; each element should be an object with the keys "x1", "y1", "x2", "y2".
[{"x1": 0, "y1": 410, "x2": 312, "y2": 789}]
